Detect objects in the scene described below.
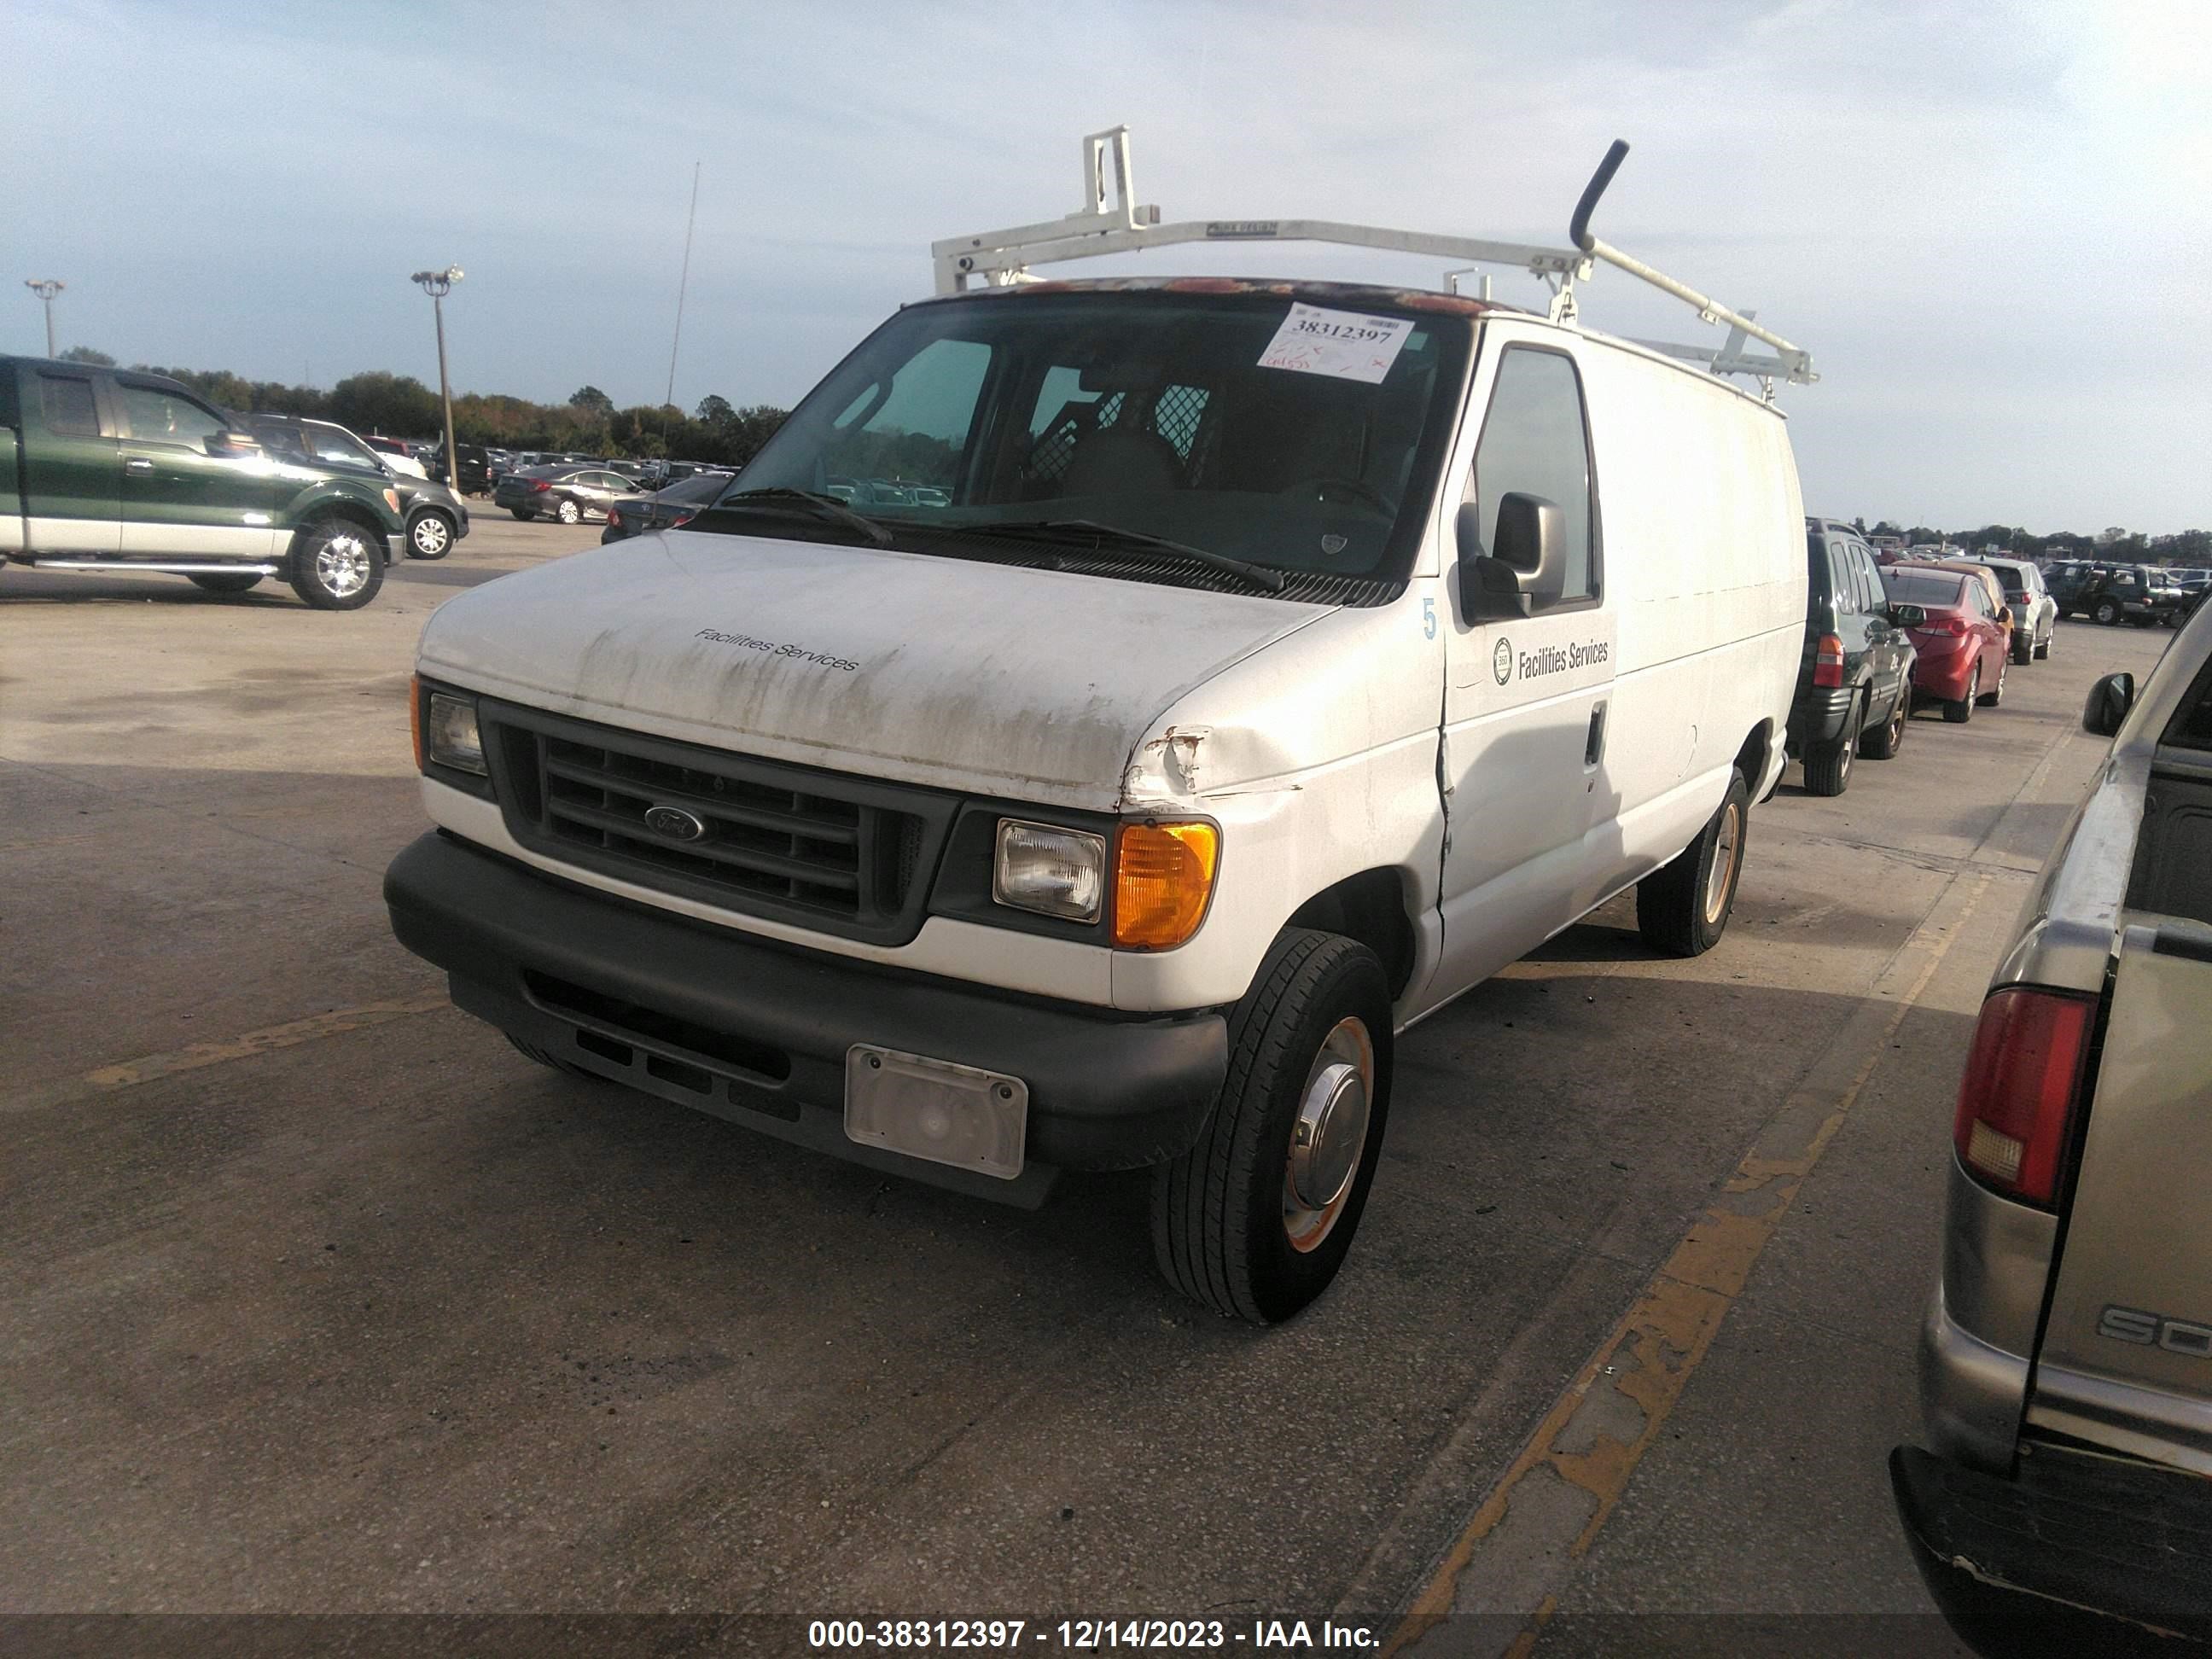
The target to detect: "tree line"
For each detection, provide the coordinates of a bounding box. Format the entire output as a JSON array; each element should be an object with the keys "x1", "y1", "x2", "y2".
[
  {"x1": 55, "y1": 347, "x2": 789, "y2": 469},
  {"x1": 1860, "y1": 517, "x2": 2211, "y2": 565}
]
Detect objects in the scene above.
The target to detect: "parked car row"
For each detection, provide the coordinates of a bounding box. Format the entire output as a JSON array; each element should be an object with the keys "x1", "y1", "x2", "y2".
[{"x1": 1785, "y1": 522, "x2": 2057, "y2": 796}]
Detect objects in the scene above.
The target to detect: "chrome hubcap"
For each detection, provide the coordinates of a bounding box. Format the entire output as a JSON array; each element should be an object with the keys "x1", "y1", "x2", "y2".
[
  {"x1": 1284, "y1": 1016, "x2": 1374, "y2": 1254},
  {"x1": 1703, "y1": 800, "x2": 1740, "y2": 926},
  {"x1": 317, "y1": 533, "x2": 370, "y2": 597},
  {"x1": 414, "y1": 517, "x2": 448, "y2": 553}
]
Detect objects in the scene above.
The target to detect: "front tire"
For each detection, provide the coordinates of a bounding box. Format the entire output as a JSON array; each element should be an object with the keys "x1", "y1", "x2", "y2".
[
  {"x1": 1862, "y1": 688, "x2": 1908, "y2": 760},
  {"x1": 1802, "y1": 697, "x2": 1858, "y2": 796},
  {"x1": 406, "y1": 510, "x2": 455, "y2": 560},
  {"x1": 187, "y1": 572, "x2": 263, "y2": 595},
  {"x1": 1976, "y1": 655, "x2": 2005, "y2": 707},
  {"x1": 286, "y1": 520, "x2": 383, "y2": 611},
  {"x1": 1637, "y1": 767, "x2": 1749, "y2": 958},
  {"x1": 1944, "y1": 663, "x2": 1977, "y2": 723},
  {"x1": 1151, "y1": 930, "x2": 1393, "y2": 1325}
]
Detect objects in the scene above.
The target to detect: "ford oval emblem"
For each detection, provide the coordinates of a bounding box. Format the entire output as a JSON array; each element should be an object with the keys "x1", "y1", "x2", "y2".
[{"x1": 643, "y1": 805, "x2": 707, "y2": 841}]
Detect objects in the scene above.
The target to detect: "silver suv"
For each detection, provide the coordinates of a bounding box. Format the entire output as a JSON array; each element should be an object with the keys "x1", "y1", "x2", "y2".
[{"x1": 1892, "y1": 600, "x2": 2212, "y2": 1651}]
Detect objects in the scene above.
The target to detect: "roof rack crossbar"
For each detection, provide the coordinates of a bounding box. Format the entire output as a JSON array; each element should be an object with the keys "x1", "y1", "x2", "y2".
[{"x1": 930, "y1": 128, "x2": 1816, "y2": 390}]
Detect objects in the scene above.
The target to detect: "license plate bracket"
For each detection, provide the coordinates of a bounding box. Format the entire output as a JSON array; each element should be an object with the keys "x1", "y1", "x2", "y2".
[{"x1": 843, "y1": 1045, "x2": 1028, "y2": 1181}]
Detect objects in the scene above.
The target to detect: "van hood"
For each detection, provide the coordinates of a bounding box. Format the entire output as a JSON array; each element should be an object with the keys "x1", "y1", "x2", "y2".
[{"x1": 416, "y1": 530, "x2": 1330, "y2": 811}]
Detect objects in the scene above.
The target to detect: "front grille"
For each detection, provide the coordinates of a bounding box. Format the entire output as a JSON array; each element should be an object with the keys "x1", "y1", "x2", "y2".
[{"x1": 481, "y1": 700, "x2": 955, "y2": 946}]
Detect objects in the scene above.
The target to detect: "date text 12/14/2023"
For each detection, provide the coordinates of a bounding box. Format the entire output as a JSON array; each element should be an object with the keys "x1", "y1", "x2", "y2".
[{"x1": 806, "y1": 1618, "x2": 1380, "y2": 1650}]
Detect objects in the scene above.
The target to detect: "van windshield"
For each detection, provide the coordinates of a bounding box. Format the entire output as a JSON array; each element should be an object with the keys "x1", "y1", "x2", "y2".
[{"x1": 712, "y1": 289, "x2": 1474, "y2": 601}]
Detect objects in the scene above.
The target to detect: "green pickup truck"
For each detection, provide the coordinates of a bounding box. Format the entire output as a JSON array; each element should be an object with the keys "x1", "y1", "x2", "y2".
[{"x1": 0, "y1": 354, "x2": 405, "y2": 609}]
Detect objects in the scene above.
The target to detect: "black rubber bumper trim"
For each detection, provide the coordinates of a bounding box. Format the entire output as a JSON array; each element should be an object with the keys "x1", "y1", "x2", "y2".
[
  {"x1": 384, "y1": 832, "x2": 1228, "y2": 1175},
  {"x1": 1889, "y1": 1442, "x2": 2212, "y2": 1656}
]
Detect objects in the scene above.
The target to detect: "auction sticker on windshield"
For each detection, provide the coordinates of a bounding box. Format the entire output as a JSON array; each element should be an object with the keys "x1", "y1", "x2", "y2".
[{"x1": 1258, "y1": 303, "x2": 1415, "y2": 384}]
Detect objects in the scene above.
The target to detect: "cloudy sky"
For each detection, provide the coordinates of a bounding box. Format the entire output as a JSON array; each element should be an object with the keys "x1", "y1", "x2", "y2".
[{"x1": 10, "y1": 0, "x2": 2207, "y2": 533}]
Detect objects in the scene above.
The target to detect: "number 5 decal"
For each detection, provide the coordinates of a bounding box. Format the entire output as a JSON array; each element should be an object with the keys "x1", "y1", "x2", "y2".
[{"x1": 1423, "y1": 597, "x2": 1436, "y2": 638}]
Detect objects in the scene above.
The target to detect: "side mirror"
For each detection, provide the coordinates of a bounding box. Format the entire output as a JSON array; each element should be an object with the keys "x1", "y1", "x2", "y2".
[
  {"x1": 2083, "y1": 672, "x2": 2134, "y2": 736},
  {"x1": 1888, "y1": 602, "x2": 1926, "y2": 628},
  {"x1": 206, "y1": 429, "x2": 261, "y2": 458},
  {"x1": 1456, "y1": 492, "x2": 1563, "y2": 622}
]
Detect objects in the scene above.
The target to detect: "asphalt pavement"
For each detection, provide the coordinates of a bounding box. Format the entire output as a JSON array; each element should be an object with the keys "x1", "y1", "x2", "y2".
[{"x1": 0, "y1": 520, "x2": 2177, "y2": 1653}]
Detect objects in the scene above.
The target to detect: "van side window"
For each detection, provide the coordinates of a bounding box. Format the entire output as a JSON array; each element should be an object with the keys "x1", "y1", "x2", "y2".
[
  {"x1": 1468, "y1": 348, "x2": 1597, "y2": 608},
  {"x1": 38, "y1": 374, "x2": 100, "y2": 437}
]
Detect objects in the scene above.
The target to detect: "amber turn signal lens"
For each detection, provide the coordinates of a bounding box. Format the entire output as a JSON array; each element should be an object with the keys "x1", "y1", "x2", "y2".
[
  {"x1": 409, "y1": 672, "x2": 424, "y2": 772},
  {"x1": 1113, "y1": 822, "x2": 1220, "y2": 950}
]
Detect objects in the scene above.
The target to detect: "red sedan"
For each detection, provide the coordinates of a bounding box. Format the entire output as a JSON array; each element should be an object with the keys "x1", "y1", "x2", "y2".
[{"x1": 1878, "y1": 565, "x2": 2011, "y2": 724}]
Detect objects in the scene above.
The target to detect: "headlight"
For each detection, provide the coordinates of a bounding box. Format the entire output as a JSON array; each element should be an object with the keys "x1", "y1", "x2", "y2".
[
  {"x1": 423, "y1": 690, "x2": 486, "y2": 775},
  {"x1": 1113, "y1": 822, "x2": 1220, "y2": 950},
  {"x1": 992, "y1": 820, "x2": 1105, "y2": 923}
]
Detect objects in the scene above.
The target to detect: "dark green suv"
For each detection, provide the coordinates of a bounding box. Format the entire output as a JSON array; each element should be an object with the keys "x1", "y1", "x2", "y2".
[
  {"x1": 0, "y1": 355, "x2": 405, "y2": 609},
  {"x1": 1786, "y1": 517, "x2": 1920, "y2": 795}
]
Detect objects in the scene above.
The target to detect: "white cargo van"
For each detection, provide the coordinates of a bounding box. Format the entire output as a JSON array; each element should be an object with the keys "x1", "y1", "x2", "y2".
[{"x1": 386, "y1": 135, "x2": 1814, "y2": 1322}]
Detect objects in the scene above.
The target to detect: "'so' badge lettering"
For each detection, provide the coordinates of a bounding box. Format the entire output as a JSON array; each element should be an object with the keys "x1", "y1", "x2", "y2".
[{"x1": 1493, "y1": 637, "x2": 1513, "y2": 685}]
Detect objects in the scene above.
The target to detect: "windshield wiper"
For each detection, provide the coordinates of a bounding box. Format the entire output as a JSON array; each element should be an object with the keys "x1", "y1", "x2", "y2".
[
  {"x1": 713, "y1": 487, "x2": 892, "y2": 547},
  {"x1": 947, "y1": 518, "x2": 1285, "y2": 593}
]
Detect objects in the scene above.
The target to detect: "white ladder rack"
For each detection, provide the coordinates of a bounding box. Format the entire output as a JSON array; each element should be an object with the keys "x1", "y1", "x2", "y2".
[{"x1": 931, "y1": 129, "x2": 1816, "y2": 394}]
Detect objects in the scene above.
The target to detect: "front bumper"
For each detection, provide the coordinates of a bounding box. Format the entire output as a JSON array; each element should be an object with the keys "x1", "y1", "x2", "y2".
[
  {"x1": 1890, "y1": 1441, "x2": 2212, "y2": 1656},
  {"x1": 383, "y1": 832, "x2": 1229, "y2": 1199}
]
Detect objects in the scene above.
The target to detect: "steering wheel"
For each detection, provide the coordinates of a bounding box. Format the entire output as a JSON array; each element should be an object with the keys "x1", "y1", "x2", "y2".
[{"x1": 1281, "y1": 475, "x2": 1394, "y2": 513}]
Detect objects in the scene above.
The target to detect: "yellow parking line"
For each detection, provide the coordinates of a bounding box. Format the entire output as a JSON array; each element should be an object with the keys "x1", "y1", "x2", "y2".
[
  {"x1": 1387, "y1": 870, "x2": 1993, "y2": 1656},
  {"x1": 1, "y1": 992, "x2": 451, "y2": 1116}
]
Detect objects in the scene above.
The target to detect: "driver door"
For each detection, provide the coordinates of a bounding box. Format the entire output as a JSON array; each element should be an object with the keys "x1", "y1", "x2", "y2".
[{"x1": 115, "y1": 381, "x2": 281, "y2": 557}]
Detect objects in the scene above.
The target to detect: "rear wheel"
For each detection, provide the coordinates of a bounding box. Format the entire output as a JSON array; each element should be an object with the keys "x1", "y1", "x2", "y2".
[
  {"x1": 1151, "y1": 930, "x2": 1393, "y2": 1324},
  {"x1": 1862, "y1": 687, "x2": 1908, "y2": 760},
  {"x1": 2011, "y1": 629, "x2": 2033, "y2": 665},
  {"x1": 2093, "y1": 600, "x2": 2120, "y2": 626},
  {"x1": 556, "y1": 497, "x2": 582, "y2": 525},
  {"x1": 1637, "y1": 768, "x2": 1749, "y2": 958},
  {"x1": 187, "y1": 572, "x2": 262, "y2": 595},
  {"x1": 1802, "y1": 697, "x2": 1858, "y2": 796},
  {"x1": 286, "y1": 520, "x2": 382, "y2": 610},
  {"x1": 2034, "y1": 626, "x2": 2052, "y2": 661},
  {"x1": 509, "y1": 507, "x2": 534, "y2": 521},
  {"x1": 1944, "y1": 663, "x2": 1977, "y2": 723}
]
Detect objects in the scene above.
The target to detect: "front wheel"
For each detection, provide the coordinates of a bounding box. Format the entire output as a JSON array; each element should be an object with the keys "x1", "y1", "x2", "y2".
[
  {"x1": 1862, "y1": 688, "x2": 1908, "y2": 760},
  {"x1": 1637, "y1": 768, "x2": 1749, "y2": 958},
  {"x1": 187, "y1": 572, "x2": 263, "y2": 595},
  {"x1": 407, "y1": 510, "x2": 455, "y2": 560},
  {"x1": 1151, "y1": 930, "x2": 1393, "y2": 1325},
  {"x1": 287, "y1": 520, "x2": 383, "y2": 610}
]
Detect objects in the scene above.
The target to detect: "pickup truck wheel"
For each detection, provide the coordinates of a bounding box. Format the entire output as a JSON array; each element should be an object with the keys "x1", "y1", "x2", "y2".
[
  {"x1": 186, "y1": 572, "x2": 262, "y2": 595},
  {"x1": 287, "y1": 520, "x2": 383, "y2": 610},
  {"x1": 1151, "y1": 929, "x2": 1393, "y2": 1325},
  {"x1": 1862, "y1": 687, "x2": 1908, "y2": 760},
  {"x1": 1802, "y1": 697, "x2": 1858, "y2": 796},
  {"x1": 1637, "y1": 768, "x2": 1749, "y2": 958},
  {"x1": 406, "y1": 509, "x2": 454, "y2": 560},
  {"x1": 556, "y1": 497, "x2": 582, "y2": 525}
]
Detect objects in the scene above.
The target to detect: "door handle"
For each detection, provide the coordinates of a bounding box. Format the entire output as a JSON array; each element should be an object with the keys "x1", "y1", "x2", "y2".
[
  {"x1": 1585, "y1": 701, "x2": 1609, "y2": 767},
  {"x1": 125, "y1": 457, "x2": 154, "y2": 472}
]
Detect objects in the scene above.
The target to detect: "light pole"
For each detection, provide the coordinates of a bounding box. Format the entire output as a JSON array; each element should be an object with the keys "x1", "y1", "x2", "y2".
[
  {"x1": 410, "y1": 266, "x2": 463, "y2": 488},
  {"x1": 24, "y1": 279, "x2": 64, "y2": 357}
]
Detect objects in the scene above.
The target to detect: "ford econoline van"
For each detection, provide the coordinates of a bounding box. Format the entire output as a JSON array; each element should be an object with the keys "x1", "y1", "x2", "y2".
[{"x1": 386, "y1": 136, "x2": 1813, "y2": 1321}]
